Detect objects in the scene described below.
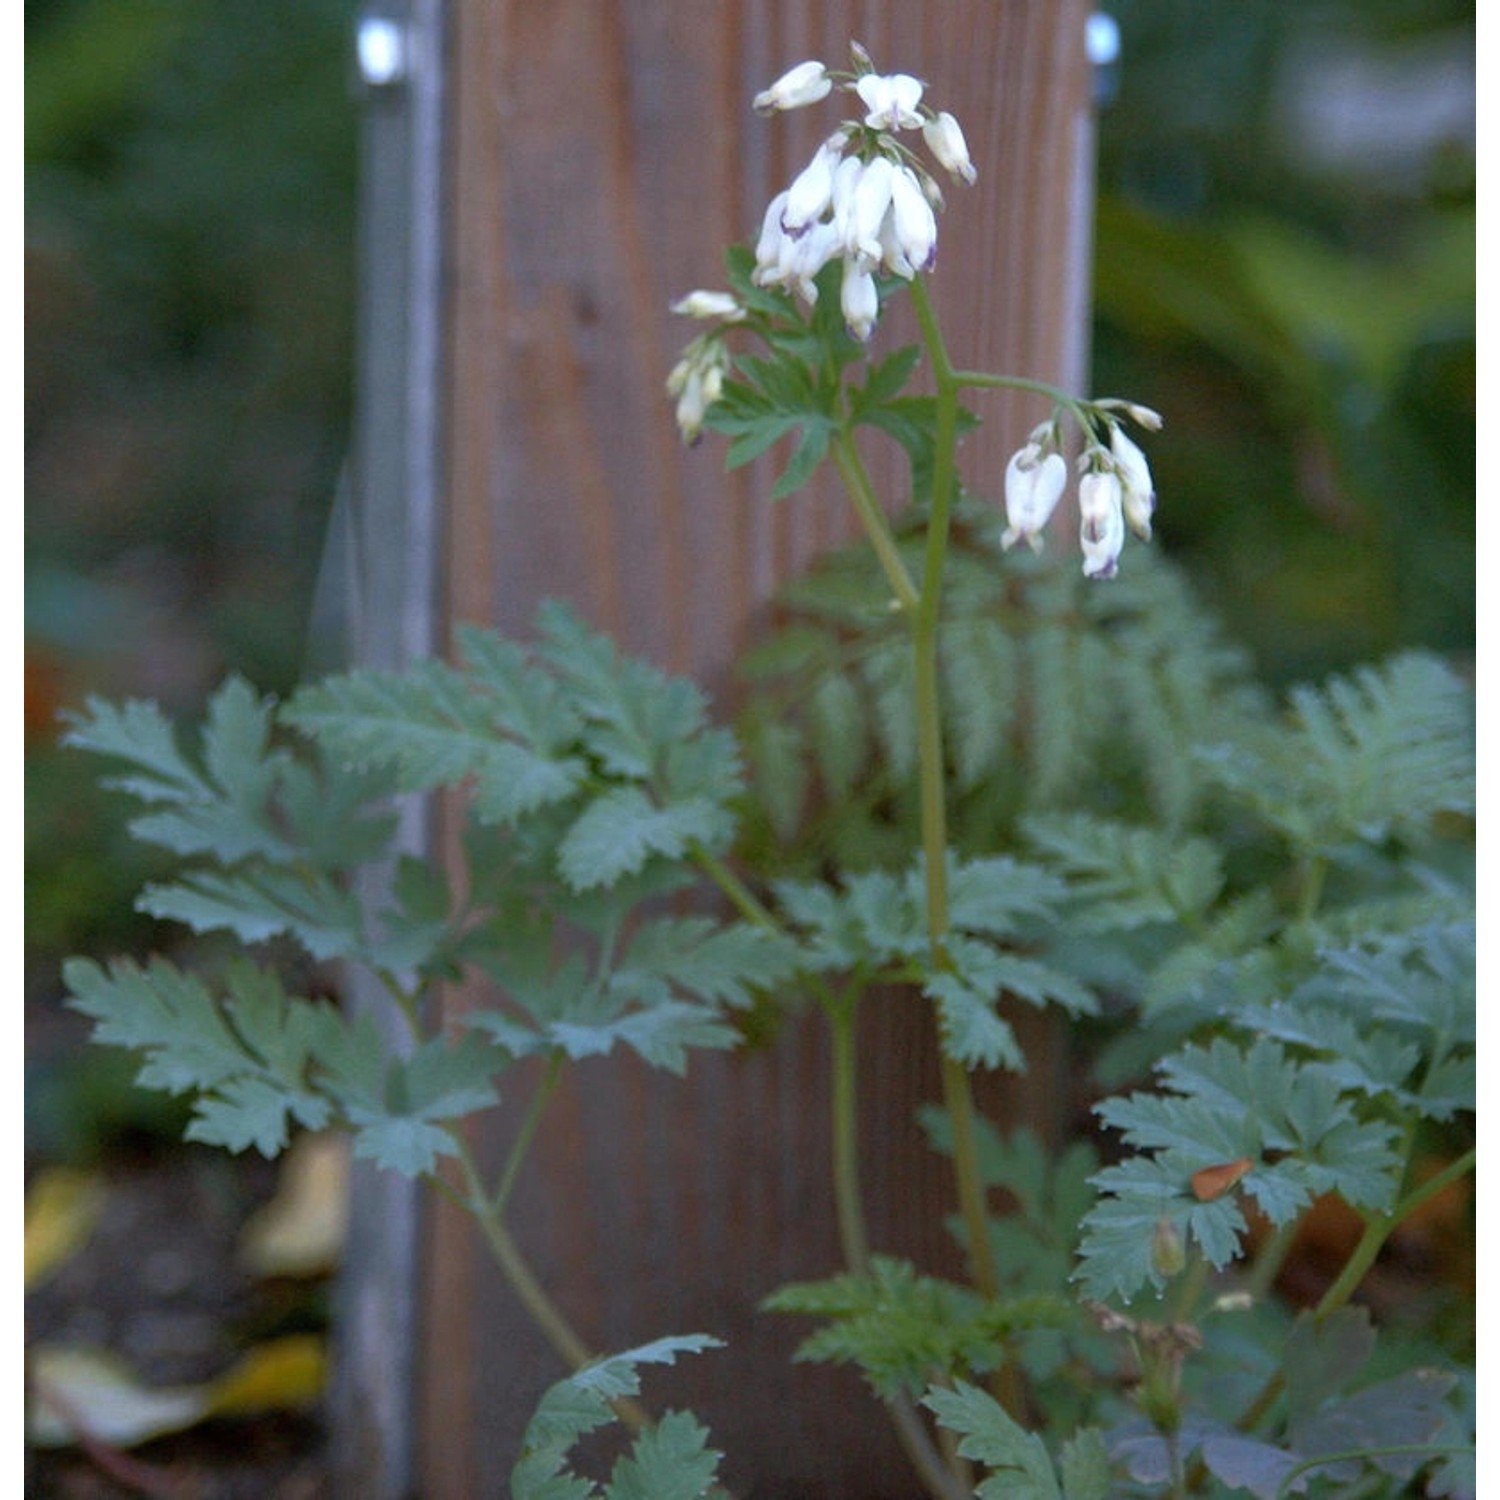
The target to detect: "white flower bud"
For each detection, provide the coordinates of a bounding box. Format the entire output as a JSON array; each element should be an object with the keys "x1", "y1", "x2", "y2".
[
  {"x1": 855, "y1": 72, "x2": 925, "y2": 131},
  {"x1": 670, "y1": 290, "x2": 744, "y2": 321},
  {"x1": 922, "y1": 111, "x2": 977, "y2": 185},
  {"x1": 1001, "y1": 443, "x2": 1067, "y2": 550},
  {"x1": 1078, "y1": 469, "x2": 1126, "y2": 579},
  {"x1": 781, "y1": 138, "x2": 843, "y2": 236},
  {"x1": 840, "y1": 262, "x2": 879, "y2": 341},
  {"x1": 1111, "y1": 426, "x2": 1155, "y2": 539},
  {"x1": 673, "y1": 367, "x2": 709, "y2": 445},
  {"x1": 888, "y1": 165, "x2": 937, "y2": 273},
  {"x1": 753, "y1": 60, "x2": 832, "y2": 115}
]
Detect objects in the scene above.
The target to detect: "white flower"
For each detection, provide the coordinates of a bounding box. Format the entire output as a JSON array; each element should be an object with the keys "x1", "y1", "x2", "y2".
[
  {"x1": 1001, "y1": 442, "x2": 1067, "y2": 550},
  {"x1": 1078, "y1": 468, "x2": 1126, "y2": 578},
  {"x1": 841, "y1": 262, "x2": 879, "y2": 341},
  {"x1": 888, "y1": 165, "x2": 937, "y2": 273},
  {"x1": 781, "y1": 136, "x2": 844, "y2": 236},
  {"x1": 922, "y1": 111, "x2": 977, "y2": 185},
  {"x1": 670, "y1": 290, "x2": 744, "y2": 321},
  {"x1": 1110, "y1": 426, "x2": 1156, "y2": 538},
  {"x1": 753, "y1": 60, "x2": 832, "y2": 115},
  {"x1": 754, "y1": 190, "x2": 791, "y2": 269},
  {"x1": 845, "y1": 155, "x2": 895, "y2": 265},
  {"x1": 855, "y1": 72, "x2": 925, "y2": 131}
]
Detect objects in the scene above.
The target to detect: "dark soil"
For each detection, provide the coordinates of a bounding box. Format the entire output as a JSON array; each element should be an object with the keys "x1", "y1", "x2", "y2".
[{"x1": 25, "y1": 1145, "x2": 333, "y2": 1500}]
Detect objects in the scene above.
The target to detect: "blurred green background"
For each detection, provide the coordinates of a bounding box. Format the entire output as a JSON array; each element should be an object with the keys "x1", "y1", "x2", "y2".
[{"x1": 25, "y1": 0, "x2": 1473, "y2": 1150}]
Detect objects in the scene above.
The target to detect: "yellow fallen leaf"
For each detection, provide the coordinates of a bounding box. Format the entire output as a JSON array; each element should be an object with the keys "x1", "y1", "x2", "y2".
[
  {"x1": 238, "y1": 1132, "x2": 349, "y2": 1278},
  {"x1": 26, "y1": 1335, "x2": 329, "y2": 1451},
  {"x1": 27, "y1": 1345, "x2": 207, "y2": 1449},
  {"x1": 205, "y1": 1334, "x2": 327, "y2": 1416},
  {"x1": 24, "y1": 1167, "x2": 106, "y2": 1291}
]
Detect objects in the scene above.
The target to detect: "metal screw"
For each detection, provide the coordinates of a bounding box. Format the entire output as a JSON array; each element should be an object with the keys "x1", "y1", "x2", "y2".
[{"x1": 357, "y1": 14, "x2": 409, "y2": 90}]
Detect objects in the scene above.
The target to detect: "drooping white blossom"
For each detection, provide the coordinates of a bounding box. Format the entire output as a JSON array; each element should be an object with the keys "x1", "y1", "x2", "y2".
[
  {"x1": 888, "y1": 165, "x2": 938, "y2": 273},
  {"x1": 1078, "y1": 468, "x2": 1126, "y2": 578},
  {"x1": 1001, "y1": 442, "x2": 1067, "y2": 550},
  {"x1": 923, "y1": 111, "x2": 977, "y2": 185},
  {"x1": 855, "y1": 71, "x2": 925, "y2": 131},
  {"x1": 1110, "y1": 426, "x2": 1156, "y2": 539},
  {"x1": 845, "y1": 155, "x2": 896, "y2": 265},
  {"x1": 841, "y1": 263, "x2": 880, "y2": 341},
  {"x1": 752, "y1": 60, "x2": 832, "y2": 115},
  {"x1": 781, "y1": 136, "x2": 845, "y2": 236}
]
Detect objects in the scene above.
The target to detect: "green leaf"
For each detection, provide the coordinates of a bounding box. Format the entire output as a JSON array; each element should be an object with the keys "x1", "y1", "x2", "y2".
[
  {"x1": 556, "y1": 789, "x2": 727, "y2": 891},
  {"x1": 1058, "y1": 1428, "x2": 1112, "y2": 1500},
  {"x1": 922, "y1": 1382, "x2": 1061, "y2": 1500},
  {"x1": 62, "y1": 956, "x2": 335, "y2": 1158},
  {"x1": 609, "y1": 918, "x2": 802, "y2": 1011},
  {"x1": 284, "y1": 658, "x2": 586, "y2": 821},
  {"x1": 605, "y1": 1411, "x2": 723, "y2": 1500},
  {"x1": 137, "y1": 867, "x2": 363, "y2": 962},
  {"x1": 512, "y1": 1336, "x2": 723, "y2": 1500},
  {"x1": 62, "y1": 681, "x2": 296, "y2": 865}
]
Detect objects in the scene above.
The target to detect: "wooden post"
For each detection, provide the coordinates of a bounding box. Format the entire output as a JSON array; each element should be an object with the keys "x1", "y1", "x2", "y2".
[{"x1": 339, "y1": 3, "x2": 1097, "y2": 1495}]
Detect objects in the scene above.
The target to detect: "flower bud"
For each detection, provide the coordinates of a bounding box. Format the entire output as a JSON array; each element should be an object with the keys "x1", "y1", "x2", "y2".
[
  {"x1": 1001, "y1": 442, "x2": 1066, "y2": 550},
  {"x1": 753, "y1": 60, "x2": 832, "y2": 115},
  {"x1": 1151, "y1": 1217, "x2": 1187, "y2": 1280},
  {"x1": 923, "y1": 110, "x2": 977, "y2": 185},
  {"x1": 670, "y1": 290, "x2": 744, "y2": 321}
]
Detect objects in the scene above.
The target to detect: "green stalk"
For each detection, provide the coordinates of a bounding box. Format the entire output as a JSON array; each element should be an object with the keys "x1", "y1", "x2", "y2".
[
  {"x1": 908, "y1": 276, "x2": 1001, "y2": 1305},
  {"x1": 446, "y1": 1138, "x2": 651, "y2": 1432},
  {"x1": 1236, "y1": 1145, "x2": 1476, "y2": 1435}
]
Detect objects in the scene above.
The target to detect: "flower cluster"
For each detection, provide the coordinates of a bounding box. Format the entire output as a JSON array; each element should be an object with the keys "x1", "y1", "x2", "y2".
[
  {"x1": 748, "y1": 47, "x2": 975, "y2": 341},
  {"x1": 1001, "y1": 402, "x2": 1161, "y2": 578}
]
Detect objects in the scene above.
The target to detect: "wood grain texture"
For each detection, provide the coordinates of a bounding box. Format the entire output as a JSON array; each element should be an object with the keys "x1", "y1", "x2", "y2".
[{"x1": 425, "y1": 4, "x2": 1094, "y2": 1493}]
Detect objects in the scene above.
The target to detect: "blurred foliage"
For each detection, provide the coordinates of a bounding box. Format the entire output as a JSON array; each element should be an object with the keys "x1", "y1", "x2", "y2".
[
  {"x1": 26, "y1": 0, "x2": 360, "y2": 1002},
  {"x1": 1094, "y1": 0, "x2": 1474, "y2": 685}
]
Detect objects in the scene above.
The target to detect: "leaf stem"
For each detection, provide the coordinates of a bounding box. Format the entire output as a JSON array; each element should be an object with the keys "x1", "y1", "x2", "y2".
[
  {"x1": 488, "y1": 1051, "x2": 564, "y2": 1221},
  {"x1": 831, "y1": 429, "x2": 921, "y2": 614},
  {"x1": 447, "y1": 1138, "x2": 651, "y2": 1432}
]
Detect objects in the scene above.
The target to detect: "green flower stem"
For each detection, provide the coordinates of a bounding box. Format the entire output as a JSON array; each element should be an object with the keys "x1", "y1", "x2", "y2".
[
  {"x1": 831, "y1": 430, "x2": 921, "y2": 614},
  {"x1": 1311, "y1": 1145, "x2": 1476, "y2": 1326},
  {"x1": 908, "y1": 276, "x2": 1002, "y2": 1307},
  {"x1": 950, "y1": 368, "x2": 1096, "y2": 433},
  {"x1": 446, "y1": 1139, "x2": 650, "y2": 1433},
  {"x1": 1237, "y1": 1144, "x2": 1476, "y2": 1435}
]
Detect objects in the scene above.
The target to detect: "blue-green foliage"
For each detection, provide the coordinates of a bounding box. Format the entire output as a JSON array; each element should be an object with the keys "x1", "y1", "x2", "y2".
[
  {"x1": 763, "y1": 1255, "x2": 1075, "y2": 1400},
  {"x1": 737, "y1": 533, "x2": 1266, "y2": 871},
  {"x1": 773, "y1": 852, "x2": 1096, "y2": 1069},
  {"x1": 510, "y1": 1336, "x2": 724, "y2": 1500},
  {"x1": 60, "y1": 604, "x2": 800, "y2": 1168}
]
